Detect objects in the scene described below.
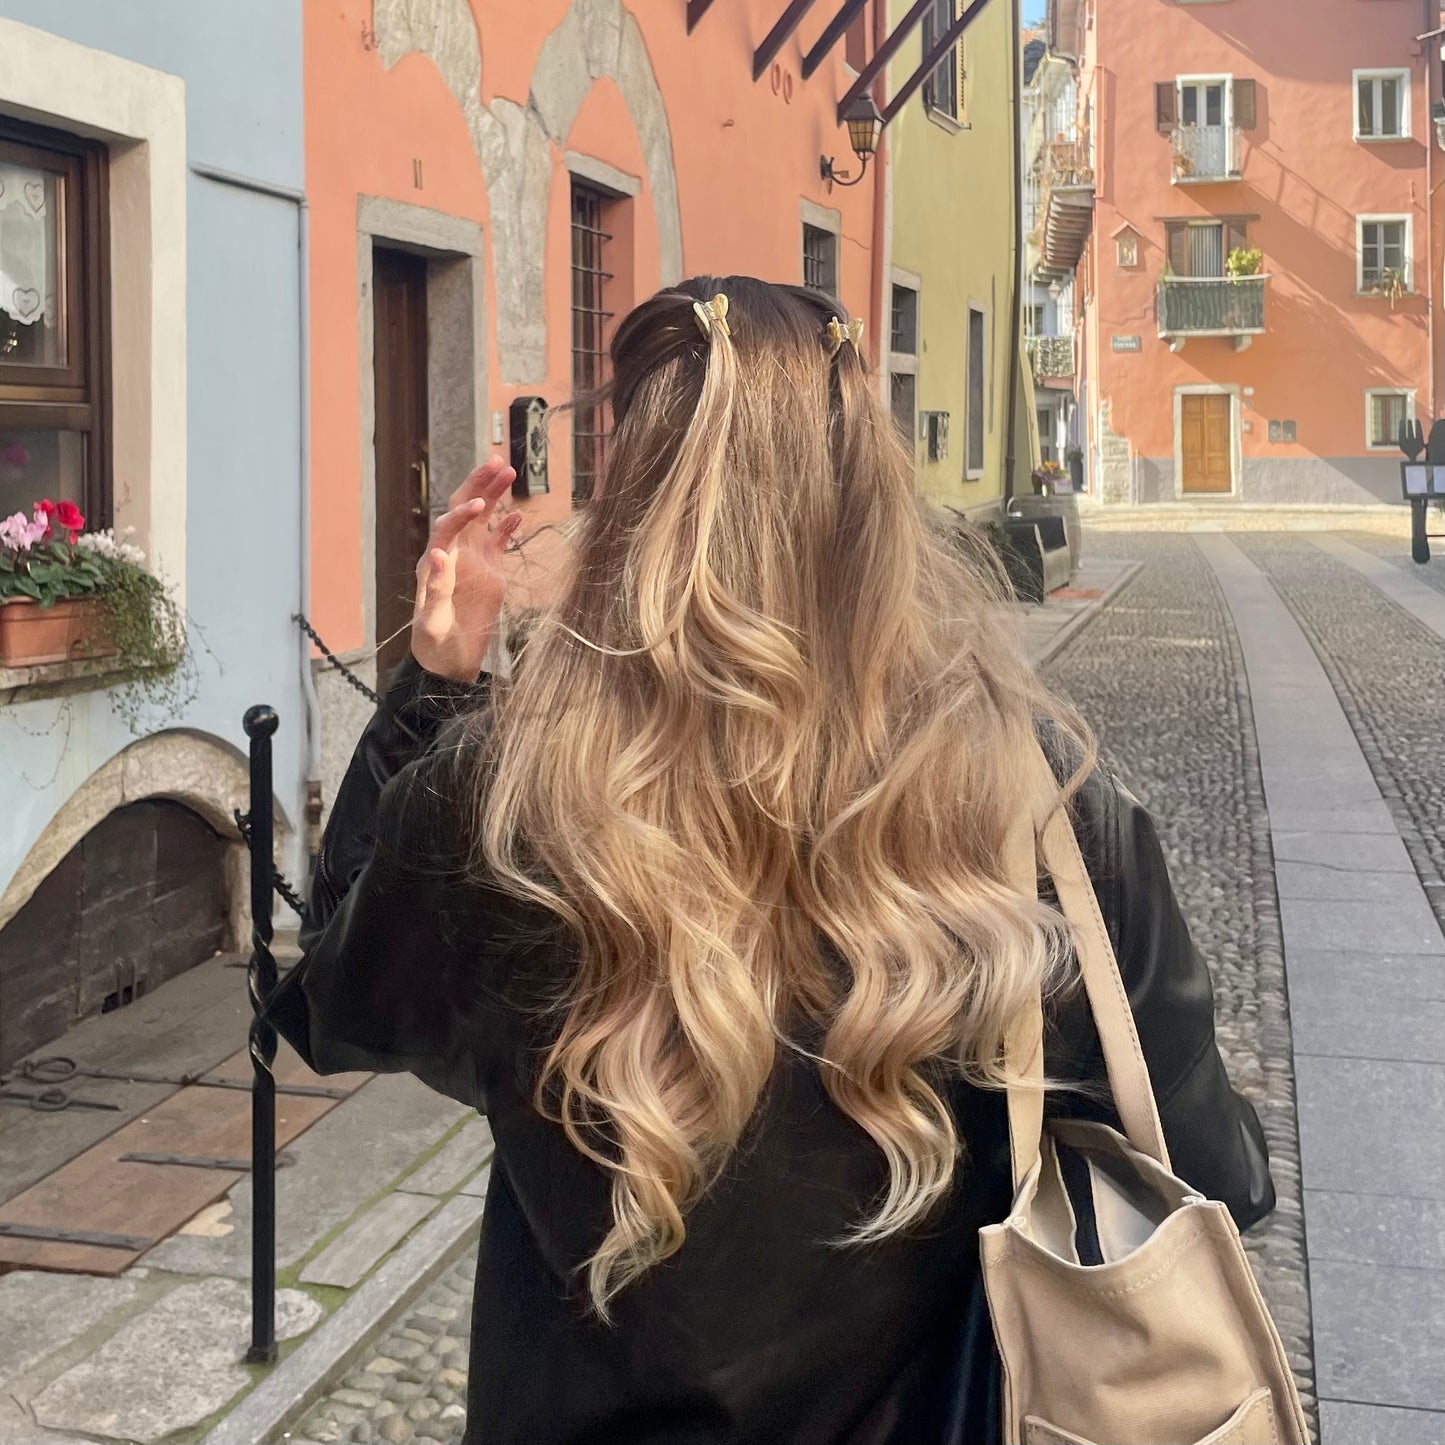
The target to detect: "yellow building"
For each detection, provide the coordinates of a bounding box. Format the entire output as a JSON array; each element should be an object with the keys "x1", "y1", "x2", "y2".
[{"x1": 884, "y1": 0, "x2": 1038, "y2": 517}]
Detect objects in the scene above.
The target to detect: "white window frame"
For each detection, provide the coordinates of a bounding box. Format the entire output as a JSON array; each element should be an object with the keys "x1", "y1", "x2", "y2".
[
  {"x1": 1173, "y1": 74, "x2": 1237, "y2": 179},
  {"x1": 1364, "y1": 388, "x2": 1414, "y2": 451},
  {"x1": 1353, "y1": 68, "x2": 1410, "y2": 143},
  {"x1": 1356, "y1": 213, "x2": 1413, "y2": 292}
]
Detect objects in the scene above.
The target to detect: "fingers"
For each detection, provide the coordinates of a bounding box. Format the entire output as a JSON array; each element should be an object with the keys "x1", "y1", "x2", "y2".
[
  {"x1": 448, "y1": 457, "x2": 517, "y2": 511},
  {"x1": 414, "y1": 545, "x2": 455, "y2": 621},
  {"x1": 427, "y1": 496, "x2": 490, "y2": 559}
]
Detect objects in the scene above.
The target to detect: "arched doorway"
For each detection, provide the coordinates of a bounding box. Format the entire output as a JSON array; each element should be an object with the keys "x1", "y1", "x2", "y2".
[{"x1": 0, "y1": 799, "x2": 231, "y2": 1071}]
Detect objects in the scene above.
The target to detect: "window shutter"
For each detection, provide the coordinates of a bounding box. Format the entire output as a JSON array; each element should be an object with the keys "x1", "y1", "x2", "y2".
[
  {"x1": 1155, "y1": 81, "x2": 1176, "y2": 131},
  {"x1": 1165, "y1": 222, "x2": 1191, "y2": 277},
  {"x1": 1234, "y1": 79, "x2": 1256, "y2": 130},
  {"x1": 1226, "y1": 218, "x2": 1249, "y2": 255}
]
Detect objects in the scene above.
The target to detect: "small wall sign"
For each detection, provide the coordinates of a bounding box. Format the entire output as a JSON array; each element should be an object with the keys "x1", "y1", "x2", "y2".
[{"x1": 1111, "y1": 335, "x2": 1141, "y2": 352}]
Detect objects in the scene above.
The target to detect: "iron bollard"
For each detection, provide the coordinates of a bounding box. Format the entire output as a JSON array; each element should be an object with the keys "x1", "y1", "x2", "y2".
[{"x1": 242, "y1": 704, "x2": 280, "y2": 1366}]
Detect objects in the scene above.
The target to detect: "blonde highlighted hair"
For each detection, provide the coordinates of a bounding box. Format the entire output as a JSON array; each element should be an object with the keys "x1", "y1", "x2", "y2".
[{"x1": 471, "y1": 276, "x2": 1090, "y2": 1315}]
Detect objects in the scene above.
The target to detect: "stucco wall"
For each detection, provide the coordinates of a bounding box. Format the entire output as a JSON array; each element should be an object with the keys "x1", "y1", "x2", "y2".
[
  {"x1": 1077, "y1": 0, "x2": 1436, "y2": 502},
  {"x1": 887, "y1": 0, "x2": 1019, "y2": 513},
  {"x1": 305, "y1": 0, "x2": 880, "y2": 658},
  {"x1": 0, "y1": 3, "x2": 307, "y2": 910}
]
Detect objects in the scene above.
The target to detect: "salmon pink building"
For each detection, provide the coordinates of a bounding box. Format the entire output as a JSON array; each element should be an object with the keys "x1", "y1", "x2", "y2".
[
  {"x1": 302, "y1": 0, "x2": 890, "y2": 811},
  {"x1": 1046, "y1": 0, "x2": 1440, "y2": 505}
]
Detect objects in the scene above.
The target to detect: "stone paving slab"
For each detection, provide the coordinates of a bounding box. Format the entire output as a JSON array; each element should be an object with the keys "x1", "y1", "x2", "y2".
[
  {"x1": 0, "y1": 1272, "x2": 141, "y2": 1391},
  {"x1": 1304, "y1": 1189, "x2": 1445, "y2": 1272},
  {"x1": 1318, "y1": 1401, "x2": 1445, "y2": 1445},
  {"x1": 1284, "y1": 951, "x2": 1445, "y2": 1064},
  {"x1": 302, "y1": 1192, "x2": 440, "y2": 1290},
  {"x1": 1270, "y1": 830, "x2": 1415, "y2": 874},
  {"x1": 1278, "y1": 895, "x2": 1445, "y2": 955},
  {"x1": 30, "y1": 1277, "x2": 320, "y2": 1442},
  {"x1": 1311, "y1": 1258, "x2": 1445, "y2": 1412},
  {"x1": 398, "y1": 1118, "x2": 493, "y2": 1197},
  {"x1": 1293, "y1": 1054, "x2": 1445, "y2": 1200},
  {"x1": 145, "y1": 1073, "x2": 469, "y2": 1277}
]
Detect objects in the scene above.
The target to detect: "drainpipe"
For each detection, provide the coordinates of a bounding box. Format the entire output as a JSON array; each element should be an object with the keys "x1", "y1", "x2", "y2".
[
  {"x1": 296, "y1": 198, "x2": 323, "y2": 862},
  {"x1": 1426, "y1": 0, "x2": 1439, "y2": 422},
  {"x1": 870, "y1": 0, "x2": 891, "y2": 404},
  {"x1": 1003, "y1": 0, "x2": 1025, "y2": 507}
]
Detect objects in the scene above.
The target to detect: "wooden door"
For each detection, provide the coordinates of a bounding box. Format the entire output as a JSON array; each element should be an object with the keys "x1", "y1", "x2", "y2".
[
  {"x1": 373, "y1": 248, "x2": 430, "y2": 679},
  {"x1": 1180, "y1": 393, "x2": 1232, "y2": 493}
]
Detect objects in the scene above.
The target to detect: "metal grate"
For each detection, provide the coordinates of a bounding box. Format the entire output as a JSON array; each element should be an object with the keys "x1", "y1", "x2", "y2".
[
  {"x1": 803, "y1": 224, "x2": 838, "y2": 295},
  {"x1": 571, "y1": 182, "x2": 614, "y2": 501}
]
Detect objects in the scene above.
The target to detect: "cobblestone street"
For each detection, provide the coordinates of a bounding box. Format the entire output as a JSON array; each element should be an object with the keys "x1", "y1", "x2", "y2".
[{"x1": 286, "y1": 527, "x2": 1445, "y2": 1445}]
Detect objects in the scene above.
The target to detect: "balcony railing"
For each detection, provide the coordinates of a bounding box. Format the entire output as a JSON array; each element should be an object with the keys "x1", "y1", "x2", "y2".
[
  {"x1": 1157, "y1": 275, "x2": 1268, "y2": 349},
  {"x1": 1027, "y1": 334, "x2": 1074, "y2": 380},
  {"x1": 1039, "y1": 135, "x2": 1095, "y2": 274},
  {"x1": 1170, "y1": 124, "x2": 1242, "y2": 183}
]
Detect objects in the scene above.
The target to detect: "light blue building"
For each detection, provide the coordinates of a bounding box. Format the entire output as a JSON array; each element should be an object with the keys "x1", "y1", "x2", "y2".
[{"x1": 0, "y1": 4, "x2": 309, "y2": 1069}]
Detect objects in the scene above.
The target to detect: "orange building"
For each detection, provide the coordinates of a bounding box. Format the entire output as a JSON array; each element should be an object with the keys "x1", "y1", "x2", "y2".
[
  {"x1": 1043, "y1": 0, "x2": 1440, "y2": 505},
  {"x1": 303, "y1": 0, "x2": 895, "y2": 807}
]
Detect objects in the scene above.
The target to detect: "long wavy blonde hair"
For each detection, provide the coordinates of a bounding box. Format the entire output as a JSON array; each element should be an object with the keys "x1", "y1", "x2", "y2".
[{"x1": 474, "y1": 276, "x2": 1090, "y2": 1315}]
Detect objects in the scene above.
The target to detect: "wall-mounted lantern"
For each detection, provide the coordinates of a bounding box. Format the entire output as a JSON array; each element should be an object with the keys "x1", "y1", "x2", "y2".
[{"x1": 821, "y1": 94, "x2": 884, "y2": 189}]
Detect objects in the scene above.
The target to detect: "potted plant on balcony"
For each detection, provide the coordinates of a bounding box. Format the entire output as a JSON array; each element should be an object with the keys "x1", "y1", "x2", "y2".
[
  {"x1": 1223, "y1": 246, "x2": 1264, "y2": 329},
  {"x1": 0, "y1": 498, "x2": 194, "y2": 728}
]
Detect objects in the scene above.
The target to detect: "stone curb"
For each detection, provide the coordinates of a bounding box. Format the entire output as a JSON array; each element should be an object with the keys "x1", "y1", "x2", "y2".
[
  {"x1": 1031, "y1": 560, "x2": 1143, "y2": 668},
  {"x1": 204, "y1": 1192, "x2": 486, "y2": 1445}
]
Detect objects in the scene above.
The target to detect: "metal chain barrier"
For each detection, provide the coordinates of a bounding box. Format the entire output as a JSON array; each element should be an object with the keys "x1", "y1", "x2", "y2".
[
  {"x1": 294, "y1": 611, "x2": 381, "y2": 707},
  {"x1": 233, "y1": 808, "x2": 306, "y2": 918}
]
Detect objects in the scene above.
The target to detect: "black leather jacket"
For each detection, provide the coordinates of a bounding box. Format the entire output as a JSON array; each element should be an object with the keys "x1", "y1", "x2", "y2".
[{"x1": 269, "y1": 657, "x2": 1274, "y2": 1445}]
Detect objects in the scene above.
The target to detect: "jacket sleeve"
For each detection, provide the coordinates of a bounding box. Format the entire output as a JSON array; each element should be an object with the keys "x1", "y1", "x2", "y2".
[
  {"x1": 1047, "y1": 768, "x2": 1277, "y2": 1231},
  {"x1": 266, "y1": 656, "x2": 500, "y2": 1110}
]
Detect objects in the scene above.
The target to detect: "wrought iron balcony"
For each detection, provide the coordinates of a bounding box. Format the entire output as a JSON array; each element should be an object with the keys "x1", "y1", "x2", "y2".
[
  {"x1": 1157, "y1": 275, "x2": 1268, "y2": 351},
  {"x1": 1170, "y1": 124, "x2": 1242, "y2": 183},
  {"x1": 1027, "y1": 334, "x2": 1074, "y2": 381}
]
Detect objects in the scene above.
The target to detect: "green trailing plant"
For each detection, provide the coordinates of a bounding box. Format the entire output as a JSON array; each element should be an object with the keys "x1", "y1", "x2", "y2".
[
  {"x1": 1225, "y1": 245, "x2": 1264, "y2": 279},
  {"x1": 91, "y1": 556, "x2": 197, "y2": 733}
]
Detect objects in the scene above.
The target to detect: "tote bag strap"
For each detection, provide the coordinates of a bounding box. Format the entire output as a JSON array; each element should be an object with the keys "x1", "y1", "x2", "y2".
[{"x1": 1003, "y1": 742, "x2": 1172, "y2": 1190}]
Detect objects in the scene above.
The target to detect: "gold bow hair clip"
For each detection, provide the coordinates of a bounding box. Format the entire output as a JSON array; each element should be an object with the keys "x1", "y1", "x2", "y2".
[
  {"x1": 827, "y1": 317, "x2": 865, "y2": 357},
  {"x1": 693, "y1": 293, "x2": 732, "y2": 340}
]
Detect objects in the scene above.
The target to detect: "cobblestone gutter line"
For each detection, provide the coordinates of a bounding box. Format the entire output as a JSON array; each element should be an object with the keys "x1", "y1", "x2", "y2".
[
  {"x1": 1237, "y1": 535, "x2": 1445, "y2": 937},
  {"x1": 1044, "y1": 532, "x2": 1316, "y2": 1424},
  {"x1": 288, "y1": 1249, "x2": 476, "y2": 1444}
]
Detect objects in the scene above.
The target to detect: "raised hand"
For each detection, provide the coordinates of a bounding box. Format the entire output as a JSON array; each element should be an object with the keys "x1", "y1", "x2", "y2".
[{"x1": 410, "y1": 458, "x2": 522, "y2": 682}]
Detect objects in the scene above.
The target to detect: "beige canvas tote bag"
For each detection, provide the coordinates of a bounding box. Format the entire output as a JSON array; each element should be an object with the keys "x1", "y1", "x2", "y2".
[{"x1": 981, "y1": 746, "x2": 1309, "y2": 1445}]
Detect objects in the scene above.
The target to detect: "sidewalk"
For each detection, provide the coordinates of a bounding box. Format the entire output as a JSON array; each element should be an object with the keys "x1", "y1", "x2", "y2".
[
  {"x1": 1018, "y1": 552, "x2": 1141, "y2": 664},
  {"x1": 1200, "y1": 536, "x2": 1444, "y2": 1445},
  {"x1": 0, "y1": 950, "x2": 491, "y2": 1445}
]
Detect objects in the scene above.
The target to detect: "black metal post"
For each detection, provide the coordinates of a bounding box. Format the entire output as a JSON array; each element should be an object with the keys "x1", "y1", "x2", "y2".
[
  {"x1": 1412, "y1": 498, "x2": 1432, "y2": 564},
  {"x1": 243, "y1": 704, "x2": 280, "y2": 1366}
]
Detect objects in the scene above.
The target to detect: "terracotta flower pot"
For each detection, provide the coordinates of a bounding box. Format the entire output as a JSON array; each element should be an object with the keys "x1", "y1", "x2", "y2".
[{"x1": 0, "y1": 596, "x2": 116, "y2": 668}]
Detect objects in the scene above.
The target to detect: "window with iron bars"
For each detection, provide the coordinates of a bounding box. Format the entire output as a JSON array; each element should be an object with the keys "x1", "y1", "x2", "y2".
[
  {"x1": 803, "y1": 223, "x2": 838, "y2": 295},
  {"x1": 571, "y1": 181, "x2": 614, "y2": 501}
]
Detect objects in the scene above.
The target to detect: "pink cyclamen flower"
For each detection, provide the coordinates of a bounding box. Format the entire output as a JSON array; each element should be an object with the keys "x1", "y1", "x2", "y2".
[{"x1": 0, "y1": 511, "x2": 30, "y2": 549}]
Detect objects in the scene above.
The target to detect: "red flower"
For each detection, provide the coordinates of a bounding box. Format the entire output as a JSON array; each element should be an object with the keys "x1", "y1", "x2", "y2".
[
  {"x1": 54, "y1": 500, "x2": 84, "y2": 541},
  {"x1": 34, "y1": 499, "x2": 57, "y2": 540}
]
